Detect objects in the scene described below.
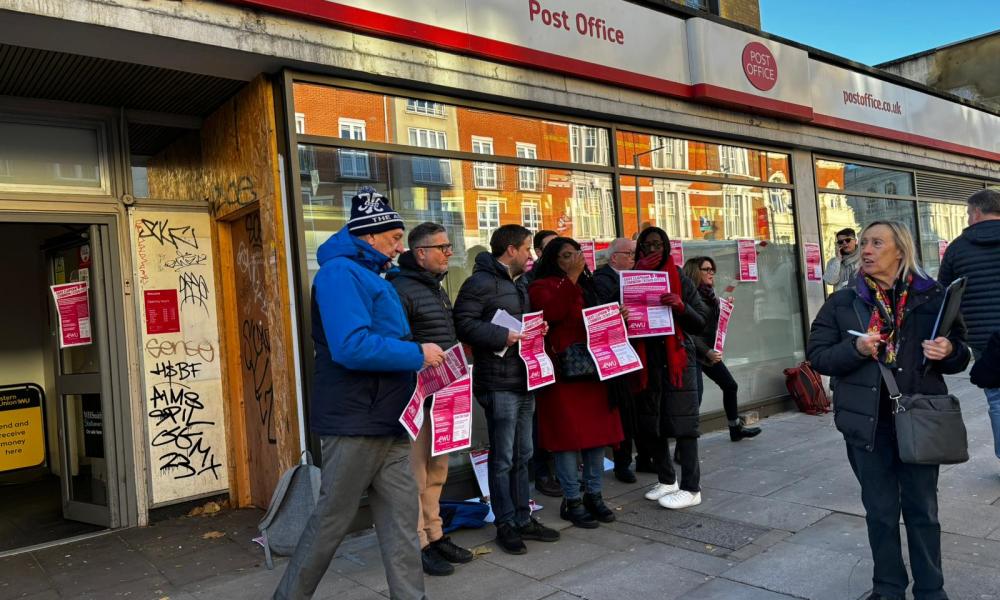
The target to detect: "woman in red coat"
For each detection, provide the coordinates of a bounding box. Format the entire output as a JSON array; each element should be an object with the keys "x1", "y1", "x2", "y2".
[{"x1": 529, "y1": 237, "x2": 624, "y2": 528}]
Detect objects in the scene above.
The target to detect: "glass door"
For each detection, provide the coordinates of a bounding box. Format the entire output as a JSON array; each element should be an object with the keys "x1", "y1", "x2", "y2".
[{"x1": 46, "y1": 225, "x2": 114, "y2": 527}]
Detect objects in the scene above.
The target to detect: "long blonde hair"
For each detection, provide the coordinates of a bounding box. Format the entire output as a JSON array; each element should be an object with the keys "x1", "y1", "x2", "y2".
[{"x1": 859, "y1": 220, "x2": 927, "y2": 281}]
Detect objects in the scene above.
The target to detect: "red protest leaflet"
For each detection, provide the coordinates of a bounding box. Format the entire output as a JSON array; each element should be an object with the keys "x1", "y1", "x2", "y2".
[
  {"x1": 51, "y1": 282, "x2": 92, "y2": 348},
  {"x1": 580, "y1": 239, "x2": 597, "y2": 272},
  {"x1": 737, "y1": 239, "x2": 758, "y2": 282},
  {"x1": 620, "y1": 270, "x2": 675, "y2": 338},
  {"x1": 400, "y1": 343, "x2": 470, "y2": 439},
  {"x1": 804, "y1": 243, "x2": 822, "y2": 282},
  {"x1": 938, "y1": 240, "x2": 949, "y2": 262},
  {"x1": 669, "y1": 239, "x2": 684, "y2": 267},
  {"x1": 582, "y1": 302, "x2": 643, "y2": 381},
  {"x1": 144, "y1": 289, "x2": 181, "y2": 334},
  {"x1": 430, "y1": 375, "x2": 473, "y2": 457},
  {"x1": 713, "y1": 297, "x2": 735, "y2": 353},
  {"x1": 519, "y1": 311, "x2": 555, "y2": 391}
]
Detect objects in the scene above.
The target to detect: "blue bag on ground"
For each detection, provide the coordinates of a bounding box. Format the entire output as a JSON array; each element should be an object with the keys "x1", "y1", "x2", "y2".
[{"x1": 439, "y1": 500, "x2": 490, "y2": 533}]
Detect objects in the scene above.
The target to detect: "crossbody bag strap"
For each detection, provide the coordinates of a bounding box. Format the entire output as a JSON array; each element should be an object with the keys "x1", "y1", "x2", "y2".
[{"x1": 853, "y1": 299, "x2": 905, "y2": 415}]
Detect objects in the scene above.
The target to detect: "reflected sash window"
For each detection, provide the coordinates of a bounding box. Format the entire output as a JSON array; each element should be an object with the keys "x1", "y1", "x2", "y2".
[
  {"x1": 521, "y1": 201, "x2": 541, "y2": 233},
  {"x1": 338, "y1": 119, "x2": 370, "y2": 179},
  {"x1": 516, "y1": 142, "x2": 539, "y2": 191},
  {"x1": 569, "y1": 125, "x2": 608, "y2": 165},
  {"x1": 406, "y1": 99, "x2": 446, "y2": 117},
  {"x1": 477, "y1": 199, "x2": 500, "y2": 244},
  {"x1": 408, "y1": 128, "x2": 451, "y2": 184},
  {"x1": 472, "y1": 137, "x2": 497, "y2": 189}
]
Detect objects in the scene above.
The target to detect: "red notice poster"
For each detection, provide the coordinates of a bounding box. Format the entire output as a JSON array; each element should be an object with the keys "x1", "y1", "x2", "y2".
[
  {"x1": 804, "y1": 243, "x2": 822, "y2": 282},
  {"x1": 580, "y1": 239, "x2": 597, "y2": 272},
  {"x1": 737, "y1": 239, "x2": 759, "y2": 282},
  {"x1": 51, "y1": 282, "x2": 92, "y2": 348},
  {"x1": 669, "y1": 239, "x2": 684, "y2": 267},
  {"x1": 144, "y1": 289, "x2": 181, "y2": 335}
]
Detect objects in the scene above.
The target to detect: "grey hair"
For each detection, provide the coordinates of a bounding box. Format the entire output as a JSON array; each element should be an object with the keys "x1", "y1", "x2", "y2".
[
  {"x1": 968, "y1": 189, "x2": 1000, "y2": 216},
  {"x1": 859, "y1": 220, "x2": 927, "y2": 280},
  {"x1": 608, "y1": 237, "x2": 633, "y2": 253},
  {"x1": 408, "y1": 222, "x2": 447, "y2": 250}
]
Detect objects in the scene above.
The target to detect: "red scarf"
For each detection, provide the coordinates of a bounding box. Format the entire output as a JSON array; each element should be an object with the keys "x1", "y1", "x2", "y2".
[{"x1": 630, "y1": 251, "x2": 688, "y2": 390}]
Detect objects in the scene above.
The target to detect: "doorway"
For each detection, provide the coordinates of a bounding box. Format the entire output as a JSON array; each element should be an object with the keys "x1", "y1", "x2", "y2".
[{"x1": 0, "y1": 220, "x2": 132, "y2": 553}]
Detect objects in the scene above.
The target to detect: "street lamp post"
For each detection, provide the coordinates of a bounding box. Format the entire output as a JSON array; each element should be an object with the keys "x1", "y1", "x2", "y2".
[{"x1": 631, "y1": 143, "x2": 671, "y2": 235}]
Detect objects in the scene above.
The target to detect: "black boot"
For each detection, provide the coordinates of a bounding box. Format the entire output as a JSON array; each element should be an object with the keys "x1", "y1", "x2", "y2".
[
  {"x1": 583, "y1": 492, "x2": 615, "y2": 523},
  {"x1": 613, "y1": 467, "x2": 637, "y2": 483},
  {"x1": 421, "y1": 545, "x2": 455, "y2": 576},
  {"x1": 495, "y1": 522, "x2": 527, "y2": 555},
  {"x1": 560, "y1": 498, "x2": 598, "y2": 529},
  {"x1": 431, "y1": 536, "x2": 474, "y2": 564},
  {"x1": 534, "y1": 474, "x2": 563, "y2": 498},
  {"x1": 729, "y1": 418, "x2": 762, "y2": 442}
]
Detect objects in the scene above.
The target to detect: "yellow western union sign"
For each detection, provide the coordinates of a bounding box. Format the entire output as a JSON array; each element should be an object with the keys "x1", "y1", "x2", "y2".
[{"x1": 0, "y1": 386, "x2": 45, "y2": 471}]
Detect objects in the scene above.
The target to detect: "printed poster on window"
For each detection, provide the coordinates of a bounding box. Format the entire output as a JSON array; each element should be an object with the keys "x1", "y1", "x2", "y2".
[
  {"x1": 51, "y1": 282, "x2": 92, "y2": 348},
  {"x1": 620, "y1": 270, "x2": 674, "y2": 338},
  {"x1": 400, "y1": 344, "x2": 470, "y2": 439},
  {"x1": 938, "y1": 240, "x2": 949, "y2": 262},
  {"x1": 737, "y1": 239, "x2": 758, "y2": 282},
  {"x1": 804, "y1": 243, "x2": 822, "y2": 282},
  {"x1": 580, "y1": 239, "x2": 597, "y2": 272},
  {"x1": 582, "y1": 302, "x2": 643, "y2": 381},
  {"x1": 713, "y1": 297, "x2": 735, "y2": 353},
  {"x1": 669, "y1": 239, "x2": 684, "y2": 267},
  {"x1": 519, "y1": 311, "x2": 556, "y2": 391},
  {"x1": 430, "y1": 375, "x2": 473, "y2": 457}
]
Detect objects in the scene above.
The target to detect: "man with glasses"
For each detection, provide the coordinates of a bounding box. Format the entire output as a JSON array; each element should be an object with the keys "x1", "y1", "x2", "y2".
[
  {"x1": 823, "y1": 227, "x2": 861, "y2": 290},
  {"x1": 594, "y1": 238, "x2": 649, "y2": 482},
  {"x1": 391, "y1": 222, "x2": 474, "y2": 577}
]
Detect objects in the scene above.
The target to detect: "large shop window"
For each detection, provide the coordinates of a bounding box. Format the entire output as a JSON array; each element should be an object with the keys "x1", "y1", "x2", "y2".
[
  {"x1": 918, "y1": 202, "x2": 967, "y2": 278},
  {"x1": 298, "y1": 147, "x2": 615, "y2": 297},
  {"x1": 621, "y1": 175, "x2": 804, "y2": 367}
]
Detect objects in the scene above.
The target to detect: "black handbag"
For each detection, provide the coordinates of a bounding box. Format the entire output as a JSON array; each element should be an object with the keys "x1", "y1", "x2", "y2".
[
  {"x1": 877, "y1": 363, "x2": 969, "y2": 465},
  {"x1": 554, "y1": 342, "x2": 598, "y2": 381}
]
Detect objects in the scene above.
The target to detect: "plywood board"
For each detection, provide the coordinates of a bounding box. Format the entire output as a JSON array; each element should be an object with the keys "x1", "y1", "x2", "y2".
[{"x1": 131, "y1": 208, "x2": 229, "y2": 505}]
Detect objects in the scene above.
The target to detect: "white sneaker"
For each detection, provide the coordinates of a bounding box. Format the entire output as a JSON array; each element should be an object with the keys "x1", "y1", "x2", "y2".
[
  {"x1": 658, "y1": 490, "x2": 702, "y2": 509},
  {"x1": 644, "y1": 482, "x2": 679, "y2": 501}
]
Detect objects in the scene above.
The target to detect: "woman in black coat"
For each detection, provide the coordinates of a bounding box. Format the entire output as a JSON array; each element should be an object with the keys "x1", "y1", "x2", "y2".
[{"x1": 807, "y1": 221, "x2": 969, "y2": 600}]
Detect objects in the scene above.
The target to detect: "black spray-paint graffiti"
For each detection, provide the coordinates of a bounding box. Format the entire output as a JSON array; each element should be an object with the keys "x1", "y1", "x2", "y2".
[
  {"x1": 138, "y1": 219, "x2": 199, "y2": 250},
  {"x1": 179, "y1": 272, "x2": 210, "y2": 313},
  {"x1": 241, "y1": 319, "x2": 276, "y2": 444},
  {"x1": 164, "y1": 252, "x2": 208, "y2": 270},
  {"x1": 206, "y1": 176, "x2": 257, "y2": 216},
  {"x1": 147, "y1": 360, "x2": 222, "y2": 480}
]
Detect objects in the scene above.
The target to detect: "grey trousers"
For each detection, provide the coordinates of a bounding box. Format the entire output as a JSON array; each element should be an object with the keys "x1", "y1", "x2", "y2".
[{"x1": 273, "y1": 435, "x2": 425, "y2": 600}]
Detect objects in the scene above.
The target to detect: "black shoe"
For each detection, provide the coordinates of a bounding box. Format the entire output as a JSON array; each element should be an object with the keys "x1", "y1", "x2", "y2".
[
  {"x1": 560, "y1": 498, "x2": 598, "y2": 529},
  {"x1": 518, "y1": 516, "x2": 560, "y2": 542},
  {"x1": 583, "y1": 493, "x2": 615, "y2": 523},
  {"x1": 496, "y1": 522, "x2": 527, "y2": 555},
  {"x1": 431, "y1": 536, "x2": 474, "y2": 564},
  {"x1": 634, "y1": 457, "x2": 656, "y2": 473},
  {"x1": 613, "y1": 468, "x2": 637, "y2": 483},
  {"x1": 421, "y1": 545, "x2": 455, "y2": 576},
  {"x1": 673, "y1": 448, "x2": 681, "y2": 464},
  {"x1": 729, "y1": 418, "x2": 762, "y2": 442},
  {"x1": 534, "y1": 475, "x2": 563, "y2": 498},
  {"x1": 863, "y1": 594, "x2": 902, "y2": 600}
]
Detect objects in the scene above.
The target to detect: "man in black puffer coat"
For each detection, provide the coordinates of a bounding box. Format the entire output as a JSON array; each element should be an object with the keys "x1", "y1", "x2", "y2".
[
  {"x1": 939, "y1": 188, "x2": 1000, "y2": 461},
  {"x1": 391, "y1": 222, "x2": 473, "y2": 577},
  {"x1": 453, "y1": 224, "x2": 560, "y2": 555}
]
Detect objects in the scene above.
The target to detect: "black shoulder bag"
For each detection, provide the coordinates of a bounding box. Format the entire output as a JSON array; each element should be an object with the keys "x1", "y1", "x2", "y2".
[{"x1": 876, "y1": 362, "x2": 969, "y2": 465}]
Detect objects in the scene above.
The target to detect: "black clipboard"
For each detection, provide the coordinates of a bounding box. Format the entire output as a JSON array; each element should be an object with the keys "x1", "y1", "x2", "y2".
[{"x1": 922, "y1": 276, "x2": 966, "y2": 369}]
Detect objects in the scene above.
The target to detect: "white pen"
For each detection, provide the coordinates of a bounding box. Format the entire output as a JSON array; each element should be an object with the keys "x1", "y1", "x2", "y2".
[{"x1": 847, "y1": 329, "x2": 869, "y2": 337}]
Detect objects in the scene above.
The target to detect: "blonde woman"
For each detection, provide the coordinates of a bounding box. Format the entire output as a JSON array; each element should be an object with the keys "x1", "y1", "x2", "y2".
[{"x1": 806, "y1": 221, "x2": 969, "y2": 600}]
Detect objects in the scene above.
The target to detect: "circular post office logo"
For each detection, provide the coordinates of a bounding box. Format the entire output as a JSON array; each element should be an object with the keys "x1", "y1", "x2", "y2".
[{"x1": 742, "y1": 42, "x2": 777, "y2": 91}]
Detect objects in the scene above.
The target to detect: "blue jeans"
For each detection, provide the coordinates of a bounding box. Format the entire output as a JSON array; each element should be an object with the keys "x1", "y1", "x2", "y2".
[
  {"x1": 986, "y1": 387, "x2": 1000, "y2": 459},
  {"x1": 477, "y1": 390, "x2": 534, "y2": 528},
  {"x1": 552, "y1": 447, "x2": 605, "y2": 500}
]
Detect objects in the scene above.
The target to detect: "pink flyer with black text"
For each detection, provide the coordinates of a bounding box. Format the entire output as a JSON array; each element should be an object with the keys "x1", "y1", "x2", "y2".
[
  {"x1": 430, "y1": 375, "x2": 473, "y2": 456},
  {"x1": 582, "y1": 302, "x2": 643, "y2": 381},
  {"x1": 620, "y1": 270, "x2": 674, "y2": 338},
  {"x1": 519, "y1": 311, "x2": 556, "y2": 391}
]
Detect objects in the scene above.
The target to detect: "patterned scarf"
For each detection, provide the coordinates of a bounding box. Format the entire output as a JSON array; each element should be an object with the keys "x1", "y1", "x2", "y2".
[{"x1": 863, "y1": 273, "x2": 912, "y2": 365}]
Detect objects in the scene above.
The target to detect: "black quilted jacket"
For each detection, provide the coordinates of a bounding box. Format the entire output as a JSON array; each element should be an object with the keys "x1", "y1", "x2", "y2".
[{"x1": 938, "y1": 219, "x2": 1000, "y2": 352}]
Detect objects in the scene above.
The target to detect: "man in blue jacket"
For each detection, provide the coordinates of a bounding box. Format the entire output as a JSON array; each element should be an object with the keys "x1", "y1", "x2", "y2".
[
  {"x1": 939, "y1": 188, "x2": 1000, "y2": 463},
  {"x1": 275, "y1": 187, "x2": 445, "y2": 600}
]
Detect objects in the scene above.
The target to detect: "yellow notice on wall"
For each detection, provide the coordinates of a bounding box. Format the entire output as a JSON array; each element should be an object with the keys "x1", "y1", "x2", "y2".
[{"x1": 0, "y1": 386, "x2": 45, "y2": 472}]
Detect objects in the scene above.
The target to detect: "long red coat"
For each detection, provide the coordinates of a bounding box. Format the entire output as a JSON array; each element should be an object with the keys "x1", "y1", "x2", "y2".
[{"x1": 528, "y1": 275, "x2": 624, "y2": 452}]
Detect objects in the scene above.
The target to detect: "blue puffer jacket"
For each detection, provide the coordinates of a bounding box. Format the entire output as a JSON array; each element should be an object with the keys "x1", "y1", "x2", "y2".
[
  {"x1": 938, "y1": 219, "x2": 1000, "y2": 352},
  {"x1": 310, "y1": 228, "x2": 424, "y2": 437}
]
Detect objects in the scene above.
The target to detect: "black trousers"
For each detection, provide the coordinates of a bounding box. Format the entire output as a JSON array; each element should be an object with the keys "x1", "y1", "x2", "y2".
[
  {"x1": 846, "y1": 423, "x2": 946, "y2": 600},
  {"x1": 696, "y1": 361, "x2": 739, "y2": 422},
  {"x1": 651, "y1": 435, "x2": 699, "y2": 492}
]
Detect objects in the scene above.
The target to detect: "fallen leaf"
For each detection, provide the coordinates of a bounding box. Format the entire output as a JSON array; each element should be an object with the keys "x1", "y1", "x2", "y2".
[
  {"x1": 202, "y1": 501, "x2": 222, "y2": 515},
  {"x1": 202, "y1": 531, "x2": 226, "y2": 540},
  {"x1": 470, "y1": 545, "x2": 492, "y2": 557},
  {"x1": 187, "y1": 506, "x2": 204, "y2": 517}
]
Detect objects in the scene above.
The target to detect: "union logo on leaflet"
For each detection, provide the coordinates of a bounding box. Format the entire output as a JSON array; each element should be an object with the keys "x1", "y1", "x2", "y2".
[{"x1": 742, "y1": 42, "x2": 777, "y2": 91}]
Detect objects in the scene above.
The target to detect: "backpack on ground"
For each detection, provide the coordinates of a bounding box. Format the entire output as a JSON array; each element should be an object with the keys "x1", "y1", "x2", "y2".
[
  {"x1": 439, "y1": 500, "x2": 491, "y2": 533},
  {"x1": 784, "y1": 361, "x2": 831, "y2": 415},
  {"x1": 258, "y1": 452, "x2": 321, "y2": 569}
]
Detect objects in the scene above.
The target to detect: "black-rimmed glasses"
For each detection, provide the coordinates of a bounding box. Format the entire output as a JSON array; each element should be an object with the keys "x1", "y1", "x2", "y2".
[
  {"x1": 836, "y1": 238, "x2": 855, "y2": 246},
  {"x1": 415, "y1": 243, "x2": 454, "y2": 253}
]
